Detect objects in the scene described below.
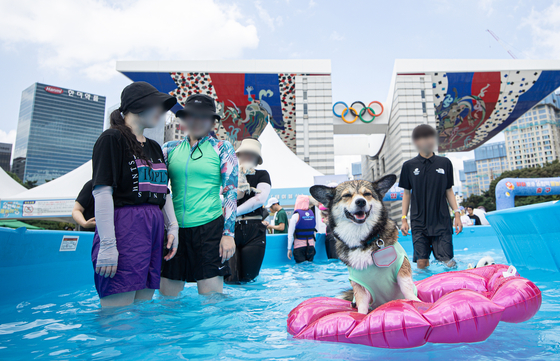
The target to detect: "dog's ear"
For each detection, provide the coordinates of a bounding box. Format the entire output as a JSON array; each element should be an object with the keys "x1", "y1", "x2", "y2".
[
  {"x1": 372, "y1": 174, "x2": 397, "y2": 197},
  {"x1": 310, "y1": 185, "x2": 336, "y2": 206}
]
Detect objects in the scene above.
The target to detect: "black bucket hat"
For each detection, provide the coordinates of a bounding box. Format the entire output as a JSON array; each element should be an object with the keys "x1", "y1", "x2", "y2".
[
  {"x1": 176, "y1": 94, "x2": 221, "y2": 121},
  {"x1": 119, "y1": 81, "x2": 177, "y2": 114}
]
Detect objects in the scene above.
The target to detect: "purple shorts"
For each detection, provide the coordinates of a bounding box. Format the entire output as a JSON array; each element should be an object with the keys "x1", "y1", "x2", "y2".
[{"x1": 92, "y1": 203, "x2": 164, "y2": 298}]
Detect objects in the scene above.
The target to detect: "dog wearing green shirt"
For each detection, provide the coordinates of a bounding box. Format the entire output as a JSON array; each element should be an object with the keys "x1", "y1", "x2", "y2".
[{"x1": 310, "y1": 175, "x2": 421, "y2": 314}]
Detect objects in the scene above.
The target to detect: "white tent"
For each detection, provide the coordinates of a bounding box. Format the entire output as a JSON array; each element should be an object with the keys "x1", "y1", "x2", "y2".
[
  {"x1": 0, "y1": 167, "x2": 27, "y2": 199},
  {"x1": 0, "y1": 161, "x2": 91, "y2": 220},
  {"x1": 257, "y1": 124, "x2": 323, "y2": 189},
  {"x1": 2, "y1": 161, "x2": 92, "y2": 201}
]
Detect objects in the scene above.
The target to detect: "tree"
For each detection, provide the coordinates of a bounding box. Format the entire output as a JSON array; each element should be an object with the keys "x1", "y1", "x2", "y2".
[
  {"x1": 7, "y1": 171, "x2": 38, "y2": 189},
  {"x1": 461, "y1": 160, "x2": 560, "y2": 211}
]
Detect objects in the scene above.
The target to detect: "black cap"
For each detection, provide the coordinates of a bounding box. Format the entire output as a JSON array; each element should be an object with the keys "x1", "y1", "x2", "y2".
[
  {"x1": 176, "y1": 94, "x2": 221, "y2": 121},
  {"x1": 412, "y1": 124, "x2": 437, "y2": 140},
  {"x1": 119, "y1": 81, "x2": 177, "y2": 114}
]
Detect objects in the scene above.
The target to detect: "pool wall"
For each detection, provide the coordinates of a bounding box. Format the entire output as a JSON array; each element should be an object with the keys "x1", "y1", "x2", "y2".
[
  {"x1": 0, "y1": 225, "x2": 502, "y2": 305},
  {"x1": 487, "y1": 200, "x2": 560, "y2": 271}
]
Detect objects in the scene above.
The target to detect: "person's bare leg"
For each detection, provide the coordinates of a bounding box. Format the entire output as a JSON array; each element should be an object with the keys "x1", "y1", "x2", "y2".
[
  {"x1": 445, "y1": 259, "x2": 457, "y2": 268},
  {"x1": 417, "y1": 259, "x2": 430, "y2": 269},
  {"x1": 159, "y1": 277, "x2": 185, "y2": 297},
  {"x1": 134, "y1": 288, "x2": 155, "y2": 301},
  {"x1": 197, "y1": 276, "x2": 223, "y2": 295},
  {"x1": 100, "y1": 291, "x2": 136, "y2": 308}
]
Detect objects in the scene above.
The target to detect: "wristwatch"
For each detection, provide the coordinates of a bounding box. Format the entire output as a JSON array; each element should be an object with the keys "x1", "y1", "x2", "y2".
[
  {"x1": 401, "y1": 215, "x2": 407, "y2": 219},
  {"x1": 453, "y1": 209, "x2": 460, "y2": 213}
]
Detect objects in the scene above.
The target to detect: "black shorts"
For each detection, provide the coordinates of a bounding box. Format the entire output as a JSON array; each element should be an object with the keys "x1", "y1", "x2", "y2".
[
  {"x1": 293, "y1": 244, "x2": 316, "y2": 263},
  {"x1": 411, "y1": 230, "x2": 453, "y2": 262},
  {"x1": 161, "y1": 215, "x2": 230, "y2": 282}
]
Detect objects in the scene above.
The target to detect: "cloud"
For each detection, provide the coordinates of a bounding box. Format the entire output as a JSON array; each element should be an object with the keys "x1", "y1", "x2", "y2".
[
  {"x1": 309, "y1": 0, "x2": 317, "y2": 8},
  {"x1": 478, "y1": 0, "x2": 495, "y2": 15},
  {"x1": 522, "y1": 1, "x2": 560, "y2": 58},
  {"x1": 0, "y1": 129, "x2": 16, "y2": 145},
  {"x1": 0, "y1": 0, "x2": 259, "y2": 81},
  {"x1": 254, "y1": 1, "x2": 282, "y2": 31},
  {"x1": 330, "y1": 31, "x2": 345, "y2": 41}
]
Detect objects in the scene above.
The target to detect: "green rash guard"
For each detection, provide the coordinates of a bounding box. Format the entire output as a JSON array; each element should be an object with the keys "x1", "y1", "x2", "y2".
[
  {"x1": 348, "y1": 242, "x2": 417, "y2": 309},
  {"x1": 166, "y1": 139, "x2": 222, "y2": 228}
]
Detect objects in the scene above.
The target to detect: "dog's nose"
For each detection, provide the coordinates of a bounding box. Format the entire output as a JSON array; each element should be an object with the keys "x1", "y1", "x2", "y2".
[{"x1": 355, "y1": 198, "x2": 366, "y2": 207}]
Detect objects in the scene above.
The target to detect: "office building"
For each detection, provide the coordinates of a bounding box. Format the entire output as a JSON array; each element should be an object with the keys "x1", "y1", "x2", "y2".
[
  {"x1": 164, "y1": 116, "x2": 186, "y2": 143},
  {"x1": 0, "y1": 142, "x2": 12, "y2": 172},
  {"x1": 504, "y1": 92, "x2": 560, "y2": 169},
  {"x1": 460, "y1": 142, "x2": 508, "y2": 197},
  {"x1": 13, "y1": 83, "x2": 106, "y2": 184},
  {"x1": 116, "y1": 60, "x2": 335, "y2": 174}
]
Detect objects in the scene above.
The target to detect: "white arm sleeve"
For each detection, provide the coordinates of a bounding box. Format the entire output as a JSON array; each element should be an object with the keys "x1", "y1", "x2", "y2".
[
  {"x1": 162, "y1": 195, "x2": 179, "y2": 249},
  {"x1": 287, "y1": 213, "x2": 299, "y2": 250},
  {"x1": 92, "y1": 185, "x2": 118, "y2": 267},
  {"x1": 236, "y1": 183, "x2": 271, "y2": 216}
]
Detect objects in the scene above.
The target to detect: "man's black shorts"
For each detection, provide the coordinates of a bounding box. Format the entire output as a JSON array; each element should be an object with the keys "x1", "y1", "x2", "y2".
[
  {"x1": 161, "y1": 215, "x2": 230, "y2": 282},
  {"x1": 411, "y1": 231, "x2": 453, "y2": 262}
]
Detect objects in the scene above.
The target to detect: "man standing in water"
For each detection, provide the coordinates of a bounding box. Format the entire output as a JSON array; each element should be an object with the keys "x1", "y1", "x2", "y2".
[{"x1": 399, "y1": 124, "x2": 462, "y2": 269}]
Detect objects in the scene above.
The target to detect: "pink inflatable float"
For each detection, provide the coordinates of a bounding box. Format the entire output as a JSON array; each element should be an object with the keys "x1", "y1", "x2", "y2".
[{"x1": 287, "y1": 264, "x2": 541, "y2": 348}]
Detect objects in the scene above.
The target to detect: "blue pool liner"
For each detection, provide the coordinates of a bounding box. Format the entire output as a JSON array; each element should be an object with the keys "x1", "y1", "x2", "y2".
[{"x1": 487, "y1": 200, "x2": 560, "y2": 272}]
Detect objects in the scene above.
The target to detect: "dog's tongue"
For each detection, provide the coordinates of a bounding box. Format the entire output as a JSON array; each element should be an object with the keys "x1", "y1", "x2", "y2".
[{"x1": 354, "y1": 212, "x2": 366, "y2": 220}]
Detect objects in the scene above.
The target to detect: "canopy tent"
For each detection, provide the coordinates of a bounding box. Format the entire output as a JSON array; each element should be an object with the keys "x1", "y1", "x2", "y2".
[
  {"x1": 257, "y1": 123, "x2": 323, "y2": 205},
  {"x1": 0, "y1": 167, "x2": 27, "y2": 200},
  {"x1": 0, "y1": 161, "x2": 91, "y2": 220}
]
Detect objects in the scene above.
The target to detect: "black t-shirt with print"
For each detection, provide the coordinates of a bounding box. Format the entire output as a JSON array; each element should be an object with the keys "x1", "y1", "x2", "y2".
[
  {"x1": 92, "y1": 129, "x2": 168, "y2": 208},
  {"x1": 76, "y1": 179, "x2": 95, "y2": 226},
  {"x1": 399, "y1": 154, "x2": 454, "y2": 236},
  {"x1": 237, "y1": 169, "x2": 271, "y2": 218}
]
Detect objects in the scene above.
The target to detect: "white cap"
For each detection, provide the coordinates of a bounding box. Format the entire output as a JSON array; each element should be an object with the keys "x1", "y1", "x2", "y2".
[{"x1": 266, "y1": 197, "x2": 279, "y2": 208}]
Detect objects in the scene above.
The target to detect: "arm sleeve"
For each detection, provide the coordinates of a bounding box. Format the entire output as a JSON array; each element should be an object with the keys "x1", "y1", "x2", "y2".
[
  {"x1": 398, "y1": 163, "x2": 411, "y2": 190},
  {"x1": 287, "y1": 213, "x2": 299, "y2": 250},
  {"x1": 236, "y1": 183, "x2": 271, "y2": 216},
  {"x1": 92, "y1": 185, "x2": 118, "y2": 267},
  {"x1": 219, "y1": 141, "x2": 238, "y2": 237},
  {"x1": 92, "y1": 132, "x2": 123, "y2": 189},
  {"x1": 447, "y1": 159, "x2": 454, "y2": 189},
  {"x1": 162, "y1": 195, "x2": 179, "y2": 248}
]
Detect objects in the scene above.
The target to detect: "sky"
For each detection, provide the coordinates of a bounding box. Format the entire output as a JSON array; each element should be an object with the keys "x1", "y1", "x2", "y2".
[{"x1": 1, "y1": 0, "x2": 560, "y2": 175}]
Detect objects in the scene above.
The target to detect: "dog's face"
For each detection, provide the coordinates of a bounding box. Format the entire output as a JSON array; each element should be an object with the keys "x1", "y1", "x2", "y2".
[{"x1": 310, "y1": 175, "x2": 396, "y2": 248}]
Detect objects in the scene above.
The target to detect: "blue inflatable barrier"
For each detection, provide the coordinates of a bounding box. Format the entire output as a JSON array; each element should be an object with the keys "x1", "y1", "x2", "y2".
[
  {"x1": 487, "y1": 201, "x2": 560, "y2": 271},
  {"x1": 496, "y1": 177, "x2": 560, "y2": 210}
]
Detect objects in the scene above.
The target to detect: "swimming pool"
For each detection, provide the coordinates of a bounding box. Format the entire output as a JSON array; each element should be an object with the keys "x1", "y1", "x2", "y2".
[{"x1": 0, "y1": 229, "x2": 558, "y2": 360}]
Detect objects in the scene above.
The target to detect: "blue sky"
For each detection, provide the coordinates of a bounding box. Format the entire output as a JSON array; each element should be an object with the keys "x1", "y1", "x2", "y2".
[{"x1": 1, "y1": 0, "x2": 559, "y2": 172}]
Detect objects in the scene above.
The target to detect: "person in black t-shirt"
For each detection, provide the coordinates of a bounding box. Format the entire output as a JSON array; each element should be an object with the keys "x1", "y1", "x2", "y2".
[
  {"x1": 466, "y1": 205, "x2": 482, "y2": 225},
  {"x1": 399, "y1": 124, "x2": 462, "y2": 270},
  {"x1": 73, "y1": 180, "x2": 96, "y2": 231},
  {"x1": 226, "y1": 138, "x2": 271, "y2": 284},
  {"x1": 91, "y1": 82, "x2": 180, "y2": 308}
]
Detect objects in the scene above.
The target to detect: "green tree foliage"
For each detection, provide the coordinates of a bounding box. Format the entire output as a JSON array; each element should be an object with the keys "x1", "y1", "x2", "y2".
[
  {"x1": 462, "y1": 160, "x2": 560, "y2": 211},
  {"x1": 25, "y1": 220, "x2": 75, "y2": 230}
]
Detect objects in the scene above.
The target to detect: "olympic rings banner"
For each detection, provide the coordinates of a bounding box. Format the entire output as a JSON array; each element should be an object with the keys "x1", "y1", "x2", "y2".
[{"x1": 333, "y1": 101, "x2": 384, "y2": 124}]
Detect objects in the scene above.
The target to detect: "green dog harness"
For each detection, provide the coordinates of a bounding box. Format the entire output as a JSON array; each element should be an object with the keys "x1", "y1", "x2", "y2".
[{"x1": 348, "y1": 242, "x2": 417, "y2": 309}]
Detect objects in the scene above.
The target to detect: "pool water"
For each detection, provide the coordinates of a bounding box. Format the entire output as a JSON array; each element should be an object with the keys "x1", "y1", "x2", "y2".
[{"x1": 1, "y1": 247, "x2": 559, "y2": 360}]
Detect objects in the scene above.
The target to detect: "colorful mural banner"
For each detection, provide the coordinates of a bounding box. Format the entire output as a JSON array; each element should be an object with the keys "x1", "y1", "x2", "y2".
[
  {"x1": 120, "y1": 71, "x2": 316, "y2": 152},
  {"x1": 431, "y1": 70, "x2": 560, "y2": 152}
]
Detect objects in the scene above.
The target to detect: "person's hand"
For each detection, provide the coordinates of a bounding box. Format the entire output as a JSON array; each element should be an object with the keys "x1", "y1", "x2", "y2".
[
  {"x1": 84, "y1": 217, "x2": 96, "y2": 229},
  {"x1": 454, "y1": 214, "x2": 463, "y2": 235},
  {"x1": 262, "y1": 221, "x2": 269, "y2": 227},
  {"x1": 219, "y1": 235, "x2": 236, "y2": 263},
  {"x1": 164, "y1": 233, "x2": 178, "y2": 261},
  {"x1": 401, "y1": 218, "x2": 409, "y2": 236},
  {"x1": 287, "y1": 250, "x2": 292, "y2": 260}
]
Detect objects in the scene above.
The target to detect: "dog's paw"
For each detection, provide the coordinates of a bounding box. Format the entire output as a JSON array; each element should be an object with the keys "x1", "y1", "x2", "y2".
[
  {"x1": 238, "y1": 183, "x2": 250, "y2": 193},
  {"x1": 250, "y1": 187, "x2": 261, "y2": 194}
]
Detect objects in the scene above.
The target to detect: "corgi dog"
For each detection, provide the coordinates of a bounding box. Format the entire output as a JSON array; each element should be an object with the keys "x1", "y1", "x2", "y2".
[{"x1": 310, "y1": 175, "x2": 420, "y2": 314}]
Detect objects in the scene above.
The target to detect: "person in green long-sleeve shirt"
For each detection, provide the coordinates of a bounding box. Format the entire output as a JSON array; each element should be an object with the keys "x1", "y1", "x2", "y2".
[{"x1": 265, "y1": 197, "x2": 288, "y2": 234}]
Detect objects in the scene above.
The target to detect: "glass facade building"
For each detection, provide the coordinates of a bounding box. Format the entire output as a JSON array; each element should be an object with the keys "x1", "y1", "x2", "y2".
[
  {"x1": 13, "y1": 83, "x2": 106, "y2": 184},
  {"x1": 0, "y1": 142, "x2": 12, "y2": 172},
  {"x1": 461, "y1": 142, "x2": 508, "y2": 197}
]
